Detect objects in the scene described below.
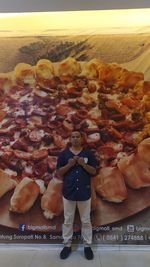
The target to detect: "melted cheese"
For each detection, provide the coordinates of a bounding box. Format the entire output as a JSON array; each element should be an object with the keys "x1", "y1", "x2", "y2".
[
  {"x1": 4, "y1": 169, "x2": 17, "y2": 176},
  {"x1": 14, "y1": 109, "x2": 25, "y2": 117},
  {"x1": 85, "y1": 119, "x2": 97, "y2": 128}
]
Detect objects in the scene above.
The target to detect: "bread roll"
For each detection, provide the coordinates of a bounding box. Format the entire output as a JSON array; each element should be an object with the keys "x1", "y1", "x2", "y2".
[
  {"x1": 95, "y1": 167, "x2": 127, "y2": 203},
  {"x1": 0, "y1": 72, "x2": 14, "y2": 93},
  {"x1": 9, "y1": 177, "x2": 40, "y2": 213},
  {"x1": 98, "y1": 62, "x2": 123, "y2": 85},
  {"x1": 118, "y1": 153, "x2": 150, "y2": 189},
  {"x1": 138, "y1": 137, "x2": 150, "y2": 164},
  {"x1": 81, "y1": 58, "x2": 102, "y2": 79},
  {"x1": 0, "y1": 169, "x2": 17, "y2": 198},
  {"x1": 41, "y1": 177, "x2": 63, "y2": 219},
  {"x1": 14, "y1": 63, "x2": 35, "y2": 86},
  {"x1": 58, "y1": 57, "x2": 81, "y2": 76}
]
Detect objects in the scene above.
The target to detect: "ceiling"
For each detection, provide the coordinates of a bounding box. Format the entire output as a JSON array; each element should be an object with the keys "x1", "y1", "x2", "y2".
[{"x1": 0, "y1": 0, "x2": 150, "y2": 13}]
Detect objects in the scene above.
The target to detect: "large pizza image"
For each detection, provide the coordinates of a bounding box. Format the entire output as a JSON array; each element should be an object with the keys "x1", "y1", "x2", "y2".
[{"x1": 0, "y1": 57, "x2": 150, "y2": 232}]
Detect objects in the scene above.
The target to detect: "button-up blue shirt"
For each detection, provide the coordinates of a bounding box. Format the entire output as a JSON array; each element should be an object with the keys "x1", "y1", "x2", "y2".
[{"x1": 56, "y1": 148, "x2": 97, "y2": 201}]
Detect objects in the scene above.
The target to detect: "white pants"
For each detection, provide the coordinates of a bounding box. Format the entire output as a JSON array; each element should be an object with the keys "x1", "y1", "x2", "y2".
[{"x1": 62, "y1": 197, "x2": 92, "y2": 247}]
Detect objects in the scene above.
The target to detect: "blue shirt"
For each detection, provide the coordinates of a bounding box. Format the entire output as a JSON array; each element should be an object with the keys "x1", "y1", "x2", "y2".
[{"x1": 56, "y1": 148, "x2": 97, "y2": 201}]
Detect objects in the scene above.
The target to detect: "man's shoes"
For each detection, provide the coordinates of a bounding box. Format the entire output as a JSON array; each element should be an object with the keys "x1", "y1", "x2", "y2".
[
  {"x1": 84, "y1": 246, "x2": 94, "y2": 260},
  {"x1": 60, "y1": 246, "x2": 71, "y2": 259}
]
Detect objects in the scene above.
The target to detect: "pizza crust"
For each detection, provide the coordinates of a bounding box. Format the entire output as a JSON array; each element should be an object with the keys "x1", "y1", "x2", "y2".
[{"x1": 0, "y1": 169, "x2": 17, "y2": 198}]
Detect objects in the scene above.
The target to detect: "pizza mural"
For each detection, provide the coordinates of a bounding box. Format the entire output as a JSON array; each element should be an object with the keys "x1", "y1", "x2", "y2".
[{"x1": 0, "y1": 34, "x2": 150, "y2": 244}]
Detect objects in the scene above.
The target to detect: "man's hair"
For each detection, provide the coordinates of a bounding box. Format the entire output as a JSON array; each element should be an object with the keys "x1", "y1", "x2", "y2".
[{"x1": 71, "y1": 130, "x2": 84, "y2": 137}]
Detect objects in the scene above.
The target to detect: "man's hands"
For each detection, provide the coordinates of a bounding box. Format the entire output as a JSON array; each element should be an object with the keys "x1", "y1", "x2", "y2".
[
  {"x1": 68, "y1": 156, "x2": 96, "y2": 175},
  {"x1": 67, "y1": 157, "x2": 78, "y2": 167},
  {"x1": 59, "y1": 156, "x2": 96, "y2": 177},
  {"x1": 76, "y1": 157, "x2": 85, "y2": 167},
  {"x1": 58, "y1": 156, "x2": 88, "y2": 177},
  {"x1": 68, "y1": 156, "x2": 85, "y2": 168}
]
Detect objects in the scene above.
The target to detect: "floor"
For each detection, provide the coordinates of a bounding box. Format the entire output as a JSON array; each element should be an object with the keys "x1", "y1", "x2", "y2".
[{"x1": 0, "y1": 245, "x2": 150, "y2": 267}]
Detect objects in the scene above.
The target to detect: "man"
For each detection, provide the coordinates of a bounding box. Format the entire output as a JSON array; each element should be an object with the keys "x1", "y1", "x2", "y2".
[{"x1": 56, "y1": 130, "x2": 97, "y2": 260}]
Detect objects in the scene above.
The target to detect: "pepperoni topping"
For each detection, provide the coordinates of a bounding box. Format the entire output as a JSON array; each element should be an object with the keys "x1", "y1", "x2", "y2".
[
  {"x1": 56, "y1": 104, "x2": 73, "y2": 116},
  {"x1": 32, "y1": 149, "x2": 48, "y2": 161},
  {"x1": 73, "y1": 77, "x2": 87, "y2": 88},
  {"x1": 66, "y1": 87, "x2": 82, "y2": 97},
  {"x1": 88, "y1": 83, "x2": 97, "y2": 93},
  {"x1": 0, "y1": 128, "x2": 12, "y2": 135},
  {"x1": 42, "y1": 77, "x2": 60, "y2": 89},
  {"x1": 2, "y1": 118, "x2": 14, "y2": 128},
  {"x1": 59, "y1": 75, "x2": 73, "y2": 84},
  {"x1": 76, "y1": 109, "x2": 88, "y2": 119},
  {"x1": 12, "y1": 140, "x2": 28, "y2": 151},
  {"x1": 62, "y1": 120, "x2": 74, "y2": 132},
  {"x1": 0, "y1": 110, "x2": 6, "y2": 122},
  {"x1": 53, "y1": 132, "x2": 66, "y2": 148},
  {"x1": 47, "y1": 121, "x2": 62, "y2": 129},
  {"x1": 15, "y1": 117, "x2": 27, "y2": 127},
  {"x1": 105, "y1": 100, "x2": 130, "y2": 115},
  {"x1": 0, "y1": 150, "x2": 13, "y2": 164},
  {"x1": 33, "y1": 159, "x2": 47, "y2": 177},
  {"x1": 56, "y1": 127, "x2": 71, "y2": 138},
  {"x1": 14, "y1": 150, "x2": 32, "y2": 160}
]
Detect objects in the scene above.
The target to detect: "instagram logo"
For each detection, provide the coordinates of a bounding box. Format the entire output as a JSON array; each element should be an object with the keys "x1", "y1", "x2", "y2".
[{"x1": 19, "y1": 224, "x2": 26, "y2": 231}]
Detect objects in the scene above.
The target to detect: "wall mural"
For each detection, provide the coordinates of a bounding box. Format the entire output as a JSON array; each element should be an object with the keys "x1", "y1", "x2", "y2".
[{"x1": 0, "y1": 34, "x2": 150, "y2": 245}]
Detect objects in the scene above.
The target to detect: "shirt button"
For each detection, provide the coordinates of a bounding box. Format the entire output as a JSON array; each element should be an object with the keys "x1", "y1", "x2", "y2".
[
  {"x1": 76, "y1": 187, "x2": 79, "y2": 190},
  {"x1": 76, "y1": 179, "x2": 79, "y2": 181},
  {"x1": 76, "y1": 171, "x2": 78, "y2": 174}
]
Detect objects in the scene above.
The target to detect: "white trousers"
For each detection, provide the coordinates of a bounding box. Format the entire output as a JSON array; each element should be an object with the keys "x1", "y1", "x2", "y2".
[{"x1": 62, "y1": 197, "x2": 92, "y2": 247}]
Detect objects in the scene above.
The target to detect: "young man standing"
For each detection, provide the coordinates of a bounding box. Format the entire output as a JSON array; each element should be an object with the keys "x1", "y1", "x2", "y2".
[{"x1": 56, "y1": 131, "x2": 97, "y2": 260}]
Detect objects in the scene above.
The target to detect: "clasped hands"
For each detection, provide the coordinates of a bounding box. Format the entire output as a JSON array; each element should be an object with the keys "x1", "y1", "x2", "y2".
[{"x1": 68, "y1": 156, "x2": 85, "y2": 168}]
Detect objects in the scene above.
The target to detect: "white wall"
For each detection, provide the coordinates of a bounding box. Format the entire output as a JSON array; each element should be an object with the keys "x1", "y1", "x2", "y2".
[{"x1": 0, "y1": 0, "x2": 150, "y2": 12}]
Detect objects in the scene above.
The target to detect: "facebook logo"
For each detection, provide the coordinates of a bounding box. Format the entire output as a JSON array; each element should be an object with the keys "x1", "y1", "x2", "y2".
[
  {"x1": 19, "y1": 224, "x2": 26, "y2": 231},
  {"x1": 127, "y1": 225, "x2": 134, "y2": 233}
]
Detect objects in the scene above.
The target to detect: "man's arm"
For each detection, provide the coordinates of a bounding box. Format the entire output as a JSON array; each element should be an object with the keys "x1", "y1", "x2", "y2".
[
  {"x1": 77, "y1": 157, "x2": 97, "y2": 175},
  {"x1": 57, "y1": 157, "x2": 77, "y2": 177},
  {"x1": 82, "y1": 162, "x2": 96, "y2": 175}
]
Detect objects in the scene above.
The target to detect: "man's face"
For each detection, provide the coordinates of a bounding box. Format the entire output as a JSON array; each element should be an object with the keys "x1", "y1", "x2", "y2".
[{"x1": 70, "y1": 131, "x2": 82, "y2": 147}]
